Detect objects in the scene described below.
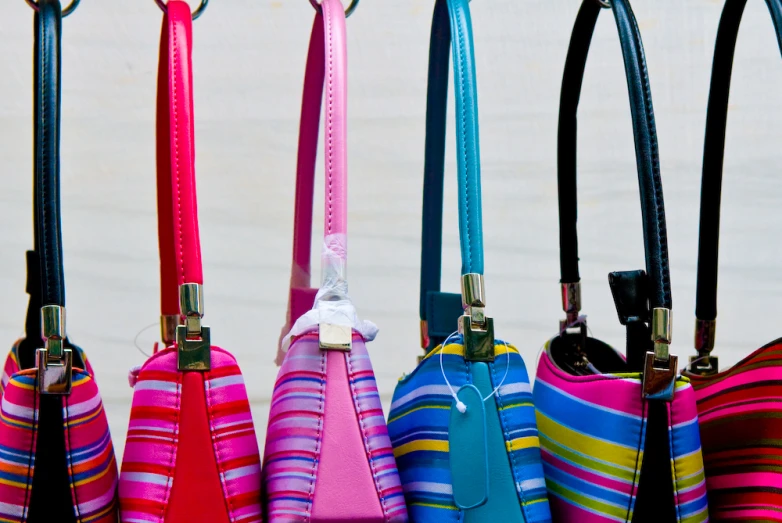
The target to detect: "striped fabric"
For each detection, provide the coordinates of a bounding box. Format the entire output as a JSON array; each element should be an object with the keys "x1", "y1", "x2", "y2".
[
  {"x1": 387, "y1": 338, "x2": 552, "y2": 523},
  {"x1": 1, "y1": 340, "x2": 95, "y2": 398},
  {"x1": 689, "y1": 340, "x2": 782, "y2": 521},
  {"x1": 0, "y1": 344, "x2": 119, "y2": 523},
  {"x1": 119, "y1": 346, "x2": 262, "y2": 523},
  {"x1": 534, "y1": 348, "x2": 709, "y2": 523},
  {"x1": 263, "y1": 331, "x2": 407, "y2": 522}
]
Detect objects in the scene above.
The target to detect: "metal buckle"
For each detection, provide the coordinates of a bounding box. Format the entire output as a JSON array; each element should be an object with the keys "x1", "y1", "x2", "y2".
[
  {"x1": 561, "y1": 282, "x2": 582, "y2": 326},
  {"x1": 460, "y1": 274, "x2": 495, "y2": 362},
  {"x1": 177, "y1": 284, "x2": 211, "y2": 371},
  {"x1": 319, "y1": 323, "x2": 352, "y2": 351},
  {"x1": 161, "y1": 314, "x2": 179, "y2": 346},
  {"x1": 38, "y1": 305, "x2": 72, "y2": 395},
  {"x1": 643, "y1": 308, "x2": 676, "y2": 400},
  {"x1": 689, "y1": 318, "x2": 719, "y2": 376}
]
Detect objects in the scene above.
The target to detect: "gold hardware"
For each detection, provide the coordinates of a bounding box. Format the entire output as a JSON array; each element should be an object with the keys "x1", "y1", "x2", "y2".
[
  {"x1": 642, "y1": 352, "x2": 678, "y2": 401},
  {"x1": 177, "y1": 284, "x2": 210, "y2": 371},
  {"x1": 36, "y1": 347, "x2": 73, "y2": 395},
  {"x1": 460, "y1": 274, "x2": 495, "y2": 362},
  {"x1": 689, "y1": 354, "x2": 719, "y2": 376},
  {"x1": 319, "y1": 323, "x2": 352, "y2": 351},
  {"x1": 694, "y1": 319, "x2": 715, "y2": 353},
  {"x1": 560, "y1": 282, "x2": 581, "y2": 325},
  {"x1": 420, "y1": 320, "x2": 429, "y2": 350},
  {"x1": 161, "y1": 314, "x2": 179, "y2": 345},
  {"x1": 651, "y1": 308, "x2": 671, "y2": 362}
]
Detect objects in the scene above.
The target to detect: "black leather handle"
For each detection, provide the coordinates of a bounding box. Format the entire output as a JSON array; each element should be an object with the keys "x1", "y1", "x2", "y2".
[
  {"x1": 558, "y1": 0, "x2": 672, "y2": 310},
  {"x1": 34, "y1": 0, "x2": 65, "y2": 308},
  {"x1": 695, "y1": 0, "x2": 782, "y2": 322}
]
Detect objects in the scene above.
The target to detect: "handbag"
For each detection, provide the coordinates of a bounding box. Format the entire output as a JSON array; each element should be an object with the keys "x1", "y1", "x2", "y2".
[
  {"x1": 262, "y1": 1, "x2": 408, "y2": 521},
  {"x1": 532, "y1": 1, "x2": 710, "y2": 522},
  {"x1": 0, "y1": 1, "x2": 119, "y2": 521},
  {"x1": 117, "y1": 2, "x2": 263, "y2": 522},
  {"x1": 686, "y1": 0, "x2": 782, "y2": 519},
  {"x1": 386, "y1": 0, "x2": 553, "y2": 521}
]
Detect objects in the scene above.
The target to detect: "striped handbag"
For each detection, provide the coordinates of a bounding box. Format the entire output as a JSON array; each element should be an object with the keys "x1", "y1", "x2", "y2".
[
  {"x1": 532, "y1": 1, "x2": 709, "y2": 522},
  {"x1": 0, "y1": 1, "x2": 119, "y2": 521},
  {"x1": 117, "y1": 2, "x2": 263, "y2": 522},
  {"x1": 686, "y1": 0, "x2": 782, "y2": 519},
  {"x1": 262, "y1": 0, "x2": 408, "y2": 521},
  {"x1": 386, "y1": 0, "x2": 553, "y2": 521}
]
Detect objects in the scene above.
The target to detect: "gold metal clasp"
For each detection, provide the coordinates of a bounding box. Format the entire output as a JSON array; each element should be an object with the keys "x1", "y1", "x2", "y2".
[
  {"x1": 319, "y1": 323, "x2": 352, "y2": 351},
  {"x1": 177, "y1": 283, "x2": 211, "y2": 371},
  {"x1": 459, "y1": 274, "x2": 495, "y2": 362},
  {"x1": 37, "y1": 305, "x2": 72, "y2": 395},
  {"x1": 690, "y1": 319, "x2": 718, "y2": 375},
  {"x1": 643, "y1": 308, "x2": 676, "y2": 401},
  {"x1": 161, "y1": 314, "x2": 179, "y2": 346},
  {"x1": 561, "y1": 281, "x2": 582, "y2": 326}
]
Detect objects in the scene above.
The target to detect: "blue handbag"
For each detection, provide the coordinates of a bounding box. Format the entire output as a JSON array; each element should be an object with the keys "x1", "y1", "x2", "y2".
[{"x1": 386, "y1": 0, "x2": 552, "y2": 521}]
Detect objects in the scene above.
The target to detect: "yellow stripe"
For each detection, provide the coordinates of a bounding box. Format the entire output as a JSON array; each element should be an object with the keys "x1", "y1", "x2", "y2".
[
  {"x1": 393, "y1": 439, "x2": 449, "y2": 458},
  {"x1": 413, "y1": 502, "x2": 459, "y2": 511},
  {"x1": 537, "y1": 412, "x2": 640, "y2": 468},
  {"x1": 0, "y1": 477, "x2": 29, "y2": 489},
  {"x1": 506, "y1": 436, "x2": 540, "y2": 452}
]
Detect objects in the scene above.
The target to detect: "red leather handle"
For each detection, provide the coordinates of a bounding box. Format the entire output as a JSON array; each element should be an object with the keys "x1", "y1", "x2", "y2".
[{"x1": 156, "y1": 0, "x2": 203, "y2": 317}]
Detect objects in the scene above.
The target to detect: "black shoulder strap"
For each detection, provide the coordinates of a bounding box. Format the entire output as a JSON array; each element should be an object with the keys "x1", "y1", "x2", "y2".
[{"x1": 693, "y1": 0, "x2": 782, "y2": 365}]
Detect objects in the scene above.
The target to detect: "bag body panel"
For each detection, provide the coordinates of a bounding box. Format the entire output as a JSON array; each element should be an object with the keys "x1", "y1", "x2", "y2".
[
  {"x1": 119, "y1": 346, "x2": 262, "y2": 523},
  {"x1": 388, "y1": 340, "x2": 551, "y2": 523},
  {"x1": 689, "y1": 341, "x2": 782, "y2": 521},
  {"x1": 534, "y1": 348, "x2": 709, "y2": 523},
  {"x1": 0, "y1": 361, "x2": 118, "y2": 523},
  {"x1": 264, "y1": 332, "x2": 404, "y2": 523}
]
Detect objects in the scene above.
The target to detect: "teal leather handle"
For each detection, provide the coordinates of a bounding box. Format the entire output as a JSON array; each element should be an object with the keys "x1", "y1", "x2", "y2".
[{"x1": 419, "y1": 0, "x2": 485, "y2": 328}]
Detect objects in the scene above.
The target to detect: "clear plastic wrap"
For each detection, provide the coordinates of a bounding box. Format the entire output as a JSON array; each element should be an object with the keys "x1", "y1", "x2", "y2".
[{"x1": 278, "y1": 234, "x2": 378, "y2": 362}]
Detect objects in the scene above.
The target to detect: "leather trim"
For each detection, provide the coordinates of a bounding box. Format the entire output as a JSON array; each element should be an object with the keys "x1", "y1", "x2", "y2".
[
  {"x1": 557, "y1": 0, "x2": 672, "y2": 310},
  {"x1": 695, "y1": 0, "x2": 782, "y2": 323},
  {"x1": 157, "y1": 0, "x2": 204, "y2": 316},
  {"x1": 419, "y1": 0, "x2": 486, "y2": 322},
  {"x1": 34, "y1": 0, "x2": 66, "y2": 308}
]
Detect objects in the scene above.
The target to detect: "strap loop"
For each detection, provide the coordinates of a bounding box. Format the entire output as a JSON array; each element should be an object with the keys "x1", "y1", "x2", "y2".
[
  {"x1": 25, "y1": 0, "x2": 80, "y2": 17},
  {"x1": 155, "y1": 0, "x2": 209, "y2": 20},
  {"x1": 309, "y1": 0, "x2": 359, "y2": 18}
]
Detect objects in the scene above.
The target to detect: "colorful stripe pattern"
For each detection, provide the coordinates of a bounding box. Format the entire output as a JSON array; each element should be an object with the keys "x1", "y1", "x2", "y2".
[
  {"x1": 690, "y1": 340, "x2": 782, "y2": 521},
  {"x1": 387, "y1": 338, "x2": 552, "y2": 523},
  {"x1": 119, "y1": 346, "x2": 262, "y2": 523},
  {"x1": 0, "y1": 344, "x2": 119, "y2": 523},
  {"x1": 263, "y1": 331, "x2": 407, "y2": 522},
  {"x1": 534, "y1": 348, "x2": 709, "y2": 523}
]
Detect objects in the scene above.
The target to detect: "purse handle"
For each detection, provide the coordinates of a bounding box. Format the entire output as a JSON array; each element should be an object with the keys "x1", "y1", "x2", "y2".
[
  {"x1": 283, "y1": 0, "x2": 349, "y2": 350},
  {"x1": 418, "y1": 0, "x2": 492, "y2": 362},
  {"x1": 558, "y1": 0, "x2": 676, "y2": 397},
  {"x1": 32, "y1": 0, "x2": 75, "y2": 394},
  {"x1": 692, "y1": 0, "x2": 782, "y2": 374},
  {"x1": 155, "y1": 0, "x2": 210, "y2": 371}
]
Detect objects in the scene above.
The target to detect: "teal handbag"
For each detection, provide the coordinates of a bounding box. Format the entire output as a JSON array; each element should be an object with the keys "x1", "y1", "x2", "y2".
[{"x1": 386, "y1": 0, "x2": 552, "y2": 521}]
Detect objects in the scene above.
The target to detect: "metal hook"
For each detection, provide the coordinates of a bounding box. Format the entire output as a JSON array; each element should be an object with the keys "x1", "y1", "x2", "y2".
[
  {"x1": 596, "y1": 0, "x2": 611, "y2": 7},
  {"x1": 25, "y1": 0, "x2": 81, "y2": 17},
  {"x1": 309, "y1": 0, "x2": 360, "y2": 18},
  {"x1": 155, "y1": 0, "x2": 209, "y2": 21}
]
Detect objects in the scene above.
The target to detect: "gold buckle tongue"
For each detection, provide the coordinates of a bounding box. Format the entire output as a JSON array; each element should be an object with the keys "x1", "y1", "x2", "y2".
[
  {"x1": 37, "y1": 305, "x2": 73, "y2": 395},
  {"x1": 177, "y1": 283, "x2": 211, "y2": 371},
  {"x1": 690, "y1": 319, "x2": 718, "y2": 375},
  {"x1": 459, "y1": 274, "x2": 494, "y2": 362},
  {"x1": 643, "y1": 308, "x2": 677, "y2": 401}
]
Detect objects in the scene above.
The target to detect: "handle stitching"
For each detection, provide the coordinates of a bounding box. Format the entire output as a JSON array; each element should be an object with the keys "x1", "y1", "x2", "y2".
[
  {"x1": 40, "y1": 18, "x2": 54, "y2": 305},
  {"x1": 454, "y1": 5, "x2": 472, "y2": 272},
  {"x1": 171, "y1": 18, "x2": 185, "y2": 288},
  {"x1": 326, "y1": 4, "x2": 334, "y2": 236},
  {"x1": 627, "y1": 7, "x2": 671, "y2": 307}
]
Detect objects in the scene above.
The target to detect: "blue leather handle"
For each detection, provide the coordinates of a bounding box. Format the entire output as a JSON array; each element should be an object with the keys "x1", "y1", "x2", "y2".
[{"x1": 419, "y1": 0, "x2": 485, "y2": 322}]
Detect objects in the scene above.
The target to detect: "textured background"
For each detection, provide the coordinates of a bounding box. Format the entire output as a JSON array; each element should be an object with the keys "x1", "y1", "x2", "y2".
[{"x1": 1, "y1": 0, "x2": 781, "y2": 460}]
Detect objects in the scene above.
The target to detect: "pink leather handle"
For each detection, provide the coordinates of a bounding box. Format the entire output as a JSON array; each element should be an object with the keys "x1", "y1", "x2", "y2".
[
  {"x1": 156, "y1": 0, "x2": 204, "y2": 317},
  {"x1": 289, "y1": 0, "x2": 349, "y2": 292}
]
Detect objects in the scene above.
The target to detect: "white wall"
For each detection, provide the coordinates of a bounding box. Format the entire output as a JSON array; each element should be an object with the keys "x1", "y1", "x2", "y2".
[{"x1": 1, "y1": 0, "x2": 781, "y2": 458}]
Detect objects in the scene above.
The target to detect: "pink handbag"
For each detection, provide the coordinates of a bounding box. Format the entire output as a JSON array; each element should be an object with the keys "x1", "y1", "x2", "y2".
[
  {"x1": 262, "y1": 1, "x2": 408, "y2": 521},
  {"x1": 117, "y1": 2, "x2": 263, "y2": 522}
]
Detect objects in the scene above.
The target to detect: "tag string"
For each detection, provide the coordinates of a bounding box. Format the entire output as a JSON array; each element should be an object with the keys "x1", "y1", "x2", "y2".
[{"x1": 439, "y1": 330, "x2": 511, "y2": 414}]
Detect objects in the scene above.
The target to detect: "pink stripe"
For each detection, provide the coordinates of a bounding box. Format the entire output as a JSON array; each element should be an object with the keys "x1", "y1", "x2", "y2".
[{"x1": 708, "y1": 471, "x2": 782, "y2": 490}]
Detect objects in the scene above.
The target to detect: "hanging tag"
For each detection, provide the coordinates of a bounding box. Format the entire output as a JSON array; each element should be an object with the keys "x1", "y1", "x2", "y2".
[{"x1": 448, "y1": 384, "x2": 489, "y2": 509}]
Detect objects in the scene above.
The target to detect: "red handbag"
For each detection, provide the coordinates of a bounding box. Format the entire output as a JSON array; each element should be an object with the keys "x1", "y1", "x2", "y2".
[{"x1": 118, "y1": 2, "x2": 263, "y2": 522}]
